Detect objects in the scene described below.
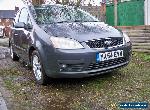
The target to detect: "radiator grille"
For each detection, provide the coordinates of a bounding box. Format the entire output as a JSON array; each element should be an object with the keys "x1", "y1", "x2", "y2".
[
  {"x1": 85, "y1": 37, "x2": 123, "y2": 48},
  {"x1": 87, "y1": 57, "x2": 126, "y2": 71}
]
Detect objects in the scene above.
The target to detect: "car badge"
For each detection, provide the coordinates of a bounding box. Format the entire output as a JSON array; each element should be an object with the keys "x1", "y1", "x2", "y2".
[{"x1": 104, "y1": 40, "x2": 112, "y2": 46}]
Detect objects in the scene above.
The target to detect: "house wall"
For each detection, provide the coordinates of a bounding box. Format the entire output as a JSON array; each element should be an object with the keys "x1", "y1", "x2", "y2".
[
  {"x1": 0, "y1": 19, "x2": 13, "y2": 26},
  {"x1": 145, "y1": 0, "x2": 150, "y2": 25}
]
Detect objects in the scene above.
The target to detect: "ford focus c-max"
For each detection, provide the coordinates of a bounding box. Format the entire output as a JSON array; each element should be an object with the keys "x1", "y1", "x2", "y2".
[{"x1": 10, "y1": 4, "x2": 132, "y2": 84}]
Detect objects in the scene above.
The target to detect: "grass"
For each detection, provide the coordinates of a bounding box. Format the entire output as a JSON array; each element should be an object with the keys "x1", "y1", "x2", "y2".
[
  {"x1": 133, "y1": 52, "x2": 150, "y2": 62},
  {"x1": 0, "y1": 52, "x2": 150, "y2": 110}
]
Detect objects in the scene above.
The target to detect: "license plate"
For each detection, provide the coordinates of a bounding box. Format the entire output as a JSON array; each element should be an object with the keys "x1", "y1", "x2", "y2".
[{"x1": 96, "y1": 50, "x2": 123, "y2": 62}]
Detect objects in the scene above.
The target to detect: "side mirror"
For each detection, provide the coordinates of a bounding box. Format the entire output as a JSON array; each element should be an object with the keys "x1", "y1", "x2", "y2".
[
  {"x1": 14, "y1": 22, "x2": 33, "y2": 30},
  {"x1": 14, "y1": 22, "x2": 25, "y2": 28},
  {"x1": 26, "y1": 23, "x2": 33, "y2": 30}
]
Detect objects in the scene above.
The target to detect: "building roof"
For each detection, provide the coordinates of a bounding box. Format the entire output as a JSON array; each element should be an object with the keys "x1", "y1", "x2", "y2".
[{"x1": 0, "y1": 10, "x2": 15, "y2": 19}]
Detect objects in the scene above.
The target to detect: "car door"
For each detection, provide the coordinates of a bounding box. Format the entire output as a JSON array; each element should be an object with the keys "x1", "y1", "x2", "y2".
[
  {"x1": 12, "y1": 10, "x2": 22, "y2": 55},
  {"x1": 14, "y1": 8, "x2": 31, "y2": 61},
  {"x1": 22, "y1": 17, "x2": 33, "y2": 62}
]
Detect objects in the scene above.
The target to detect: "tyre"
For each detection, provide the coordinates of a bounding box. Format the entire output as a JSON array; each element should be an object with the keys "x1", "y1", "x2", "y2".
[
  {"x1": 10, "y1": 45, "x2": 19, "y2": 61},
  {"x1": 31, "y1": 50, "x2": 48, "y2": 85}
]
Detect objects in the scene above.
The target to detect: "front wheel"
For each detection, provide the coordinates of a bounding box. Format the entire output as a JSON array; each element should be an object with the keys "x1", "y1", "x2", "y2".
[{"x1": 31, "y1": 50, "x2": 48, "y2": 85}]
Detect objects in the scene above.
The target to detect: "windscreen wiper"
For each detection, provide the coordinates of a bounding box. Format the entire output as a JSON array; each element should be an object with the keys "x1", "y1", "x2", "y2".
[{"x1": 55, "y1": 21, "x2": 69, "y2": 23}]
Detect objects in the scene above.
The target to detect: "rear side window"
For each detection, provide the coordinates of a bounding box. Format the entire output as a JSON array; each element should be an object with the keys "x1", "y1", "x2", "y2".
[
  {"x1": 15, "y1": 8, "x2": 32, "y2": 26},
  {"x1": 15, "y1": 11, "x2": 21, "y2": 23},
  {"x1": 18, "y1": 8, "x2": 29, "y2": 24}
]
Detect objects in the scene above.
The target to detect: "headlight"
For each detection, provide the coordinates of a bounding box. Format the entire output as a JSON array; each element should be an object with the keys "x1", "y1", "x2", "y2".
[
  {"x1": 50, "y1": 37, "x2": 84, "y2": 49},
  {"x1": 123, "y1": 33, "x2": 130, "y2": 43}
]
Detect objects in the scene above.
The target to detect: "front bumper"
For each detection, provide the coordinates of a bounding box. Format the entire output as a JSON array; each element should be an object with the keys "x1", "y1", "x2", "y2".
[
  {"x1": 50, "y1": 61, "x2": 129, "y2": 78},
  {"x1": 41, "y1": 44, "x2": 132, "y2": 78}
]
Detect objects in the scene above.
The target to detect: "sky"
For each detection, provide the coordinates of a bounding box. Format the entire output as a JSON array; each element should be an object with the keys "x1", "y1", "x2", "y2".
[
  {"x1": 0, "y1": 0, "x2": 24, "y2": 10},
  {"x1": 0, "y1": 0, "x2": 102, "y2": 10}
]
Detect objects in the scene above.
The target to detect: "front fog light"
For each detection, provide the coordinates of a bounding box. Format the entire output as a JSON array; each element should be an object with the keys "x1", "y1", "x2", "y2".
[
  {"x1": 60, "y1": 64, "x2": 67, "y2": 71},
  {"x1": 61, "y1": 64, "x2": 67, "y2": 68}
]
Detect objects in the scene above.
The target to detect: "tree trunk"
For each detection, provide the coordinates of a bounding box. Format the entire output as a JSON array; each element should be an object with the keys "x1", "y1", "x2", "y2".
[
  {"x1": 100, "y1": 2, "x2": 106, "y2": 22},
  {"x1": 76, "y1": 0, "x2": 82, "y2": 7},
  {"x1": 32, "y1": 0, "x2": 45, "y2": 5}
]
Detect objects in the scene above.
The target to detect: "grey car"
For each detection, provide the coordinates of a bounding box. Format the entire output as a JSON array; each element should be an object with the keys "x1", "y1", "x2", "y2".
[{"x1": 10, "y1": 4, "x2": 132, "y2": 84}]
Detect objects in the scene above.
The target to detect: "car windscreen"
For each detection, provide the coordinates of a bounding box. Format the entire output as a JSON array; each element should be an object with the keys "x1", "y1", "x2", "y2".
[{"x1": 34, "y1": 5, "x2": 99, "y2": 24}]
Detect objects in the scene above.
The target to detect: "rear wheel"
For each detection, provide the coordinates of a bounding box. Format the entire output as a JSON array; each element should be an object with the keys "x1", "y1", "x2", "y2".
[
  {"x1": 10, "y1": 45, "x2": 19, "y2": 61},
  {"x1": 31, "y1": 50, "x2": 48, "y2": 85}
]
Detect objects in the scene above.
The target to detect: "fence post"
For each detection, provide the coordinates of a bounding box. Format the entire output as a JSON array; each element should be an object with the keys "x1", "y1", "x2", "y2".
[{"x1": 114, "y1": 0, "x2": 118, "y2": 26}]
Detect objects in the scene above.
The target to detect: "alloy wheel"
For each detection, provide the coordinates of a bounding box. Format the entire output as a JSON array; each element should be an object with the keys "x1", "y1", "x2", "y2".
[{"x1": 32, "y1": 55, "x2": 42, "y2": 81}]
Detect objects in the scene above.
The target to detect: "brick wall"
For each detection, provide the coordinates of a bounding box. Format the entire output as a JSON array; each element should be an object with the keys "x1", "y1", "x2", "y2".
[
  {"x1": 0, "y1": 19, "x2": 13, "y2": 26},
  {"x1": 81, "y1": 6, "x2": 102, "y2": 21},
  {"x1": 0, "y1": 19, "x2": 14, "y2": 37}
]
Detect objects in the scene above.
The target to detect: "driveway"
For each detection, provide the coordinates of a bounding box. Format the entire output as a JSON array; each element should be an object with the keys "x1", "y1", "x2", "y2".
[
  {"x1": 0, "y1": 84, "x2": 8, "y2": 110},
  {"x1": 0, "y1": 45, "x2": 10, "y2": 110}
]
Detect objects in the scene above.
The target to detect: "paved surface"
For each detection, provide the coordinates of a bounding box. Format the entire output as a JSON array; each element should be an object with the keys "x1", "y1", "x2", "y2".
[
  {"x1": 0, "y1": 38, "x2": 9, "y2": 110},
  {"x1": 0, "y1": 92, "x2": 8, "y2": 110},
  {"x1": 0, "y1": 46, "x2": 9, "y2": 60},
  {"x1": 0, "y1": 38, "x2": 9, "y2": 47},
  {"x1": 0, "y1": 77, "x2": 8, "y2": 110}
]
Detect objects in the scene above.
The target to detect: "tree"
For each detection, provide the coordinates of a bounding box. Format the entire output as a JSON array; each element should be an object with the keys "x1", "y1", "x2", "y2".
[{"x1": 61, "y1": 0, "x2": 83, "y2": 6}]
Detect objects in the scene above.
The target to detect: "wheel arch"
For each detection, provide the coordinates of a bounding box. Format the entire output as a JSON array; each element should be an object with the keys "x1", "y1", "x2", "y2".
[
  {"x1": 28, "y1": 41, "x2": 44, "y2": 63},
  {"x1": 29, "y1": 46, "x2": 36, "y2": 62}
]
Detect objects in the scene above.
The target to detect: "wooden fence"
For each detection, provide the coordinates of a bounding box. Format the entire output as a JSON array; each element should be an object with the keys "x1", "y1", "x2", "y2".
[{"x1": 106, "y1": 0, "x2": 145, "y2": 26}]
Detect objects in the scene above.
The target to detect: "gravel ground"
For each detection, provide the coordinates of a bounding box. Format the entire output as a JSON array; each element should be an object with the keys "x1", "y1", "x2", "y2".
[
  {"x1": 0, "y1": 41, "x2": 150, "y2": 110},
  {"x1": 0, "y1": 38, "x2": 9, "y2": 47}
]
